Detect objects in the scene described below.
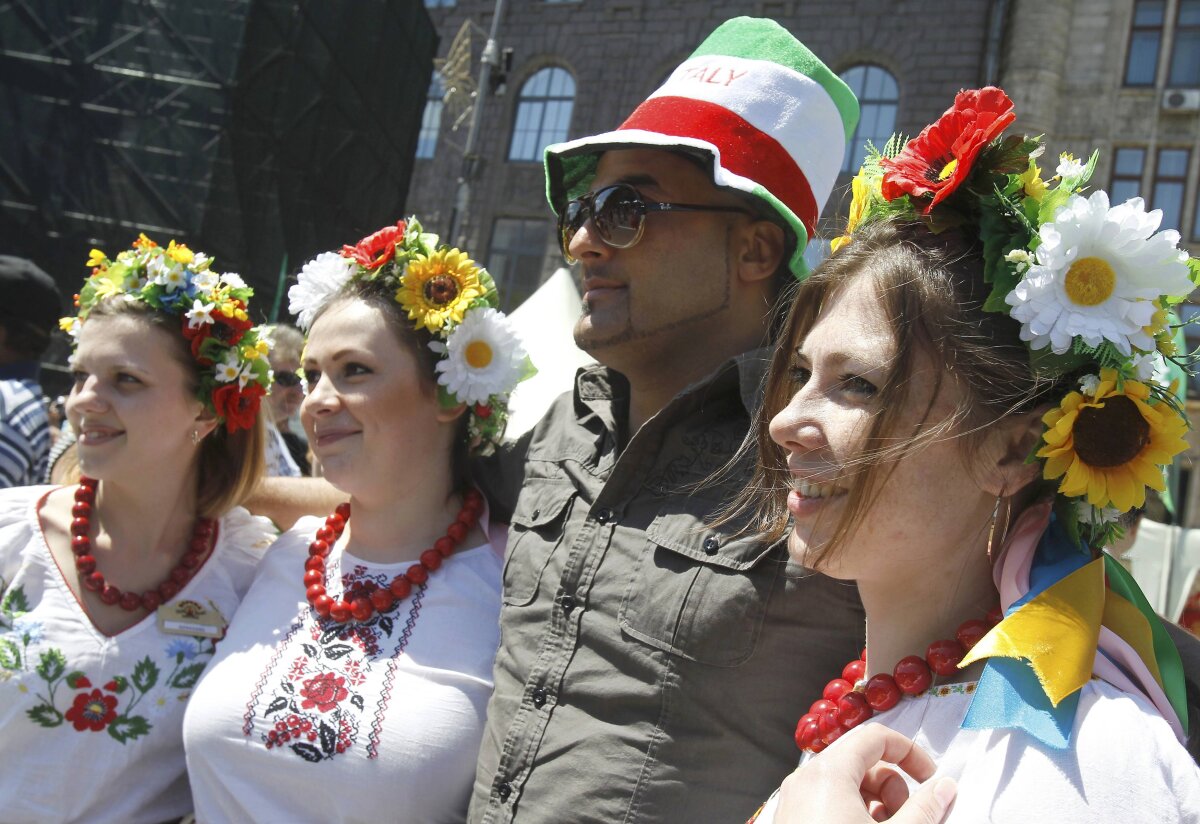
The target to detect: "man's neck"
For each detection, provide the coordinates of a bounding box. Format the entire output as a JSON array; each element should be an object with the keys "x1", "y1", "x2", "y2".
[{"x1": 622, "y1": 339, "x2": 760, "y2": 433}]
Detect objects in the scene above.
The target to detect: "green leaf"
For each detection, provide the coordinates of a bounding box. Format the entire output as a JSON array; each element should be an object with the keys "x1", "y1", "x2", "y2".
[
  {"x1": 36, "y1": 648, "x2": 65, "y2": 682},
  {"x1": 107, "y1": 714, "x2": 151, "y2": 743},
  {"x1": 26, "y1": 703, "x2": 63, "y2": 728},
  {"x1": 169, "y1": 662, "x2": 206, "y2": 690},
  {"x1": 1187, "y1": 257, "x2": 1200, "y2": 290},
  {"x1": 1029, "y1": 345, "x2": 1094, "y2": 378},
  {"x1": 980, "y1": 134, "x2": 1043, "y2": 175},
  {"x1": 0, "y1": 637, "x2": 20, "y2": 670},
  {"x1": 64, "y1": 670, "x2": 89, "y2": 689},
  {"x1": 1, "y1": 584, "x2": 29, "y2": 615},
  {"x1": 131, "y1": 657, "x2": 159, "y2": 693}
]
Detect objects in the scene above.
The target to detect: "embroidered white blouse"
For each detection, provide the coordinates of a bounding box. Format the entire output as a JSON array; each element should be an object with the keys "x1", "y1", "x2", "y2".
[
  {"x1": 183, "y1": 513, "x2": 505, "y2": 824},
  {"x1": 0, "y1": 485, "x2": 275, "y2": 824}
]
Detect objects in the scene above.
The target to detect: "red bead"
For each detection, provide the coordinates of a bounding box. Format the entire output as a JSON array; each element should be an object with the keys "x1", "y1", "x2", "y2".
[
  {"x1": 818, "y1": 708, "x2": 844, "y2": 743},
  {"x1": 956, "y1": 619, "x2": 990, "y2": 652},
  {"x1": 457, "y1": 509, "x2": 477, "y2": 527},
  {"x1": 865, "y1": 673, "x2": 902, "y2": 711},
  {"x1": 464, "y1": 488, "x2": 483, "y2": 506},
  {"x1": 119, "y1": 592, "x2": 141, "y2": 611},
  {"x1": 70, "y1": 517, "x2": 90, "y2": 536},
  {"x1": 420, "y1": 549, "x2": 443, "y2": 571},
  {"x1": 158, "y1": 581, "x2": 180, "y2": 602},
  {"x1": 141, "y1": 591, "x2": 162, "y2": 611},
  {"x1": 83, "y1": 572, "x2": 105, "y2": 592},
  {"x1": 170, "y1": 567, "x2": 191, "y2": 585},
  {"x1": 795, "y1": 716, "x2": 821, "y2": 750},
  {"x1": 335, "y1": 502, "x2": 351, "y2": 519},
  {"x1": 836, "y1": 691, "x2": 873, "y2": 728},
  {"x1": 329, "y1": 601, "x2": 352, "y2": 623},
  {"x1": 309, "y1": 539, "x2": 330, "y2": 558},
  {"x1": 189, "y1": 537, "x2": 209, "y2": 554},
  {"x1": 316, "y1": 526, "x2": 335, "y2": 543},
  {"x1": 894, "y1": 655, "x2": 933, "y2": 695},
  {"x1": 369, "y1": 588, "x2": 395, "y2": 612},
  {"x1": 181, "y1": 552, "x2": 202, "y2": 570},
  {"x1": 842, "y1": 659, "x2": 867, "y2": 684},
  {"x1": 326, "y1": 513, "x2": 345, "y2": 533},
  {"x1": 72, "y1": 501, "x2": 92, "y2": 518},
  {"x1": 350, "y1": 598, "x2": 373, "y2": 622},
  {"x1": 303, "y1": 569, "x2": 324, "y2": 588},
  {"x1": 446, "y1": 522, "x2": 467, "y2": 542},
  {"x1": 74, "y1": 486, "x2": 94, "y2": 503},
  {"x1": 822, "y1": 678, "x2": 853, "y2": 703},
  {"x1": 464, "y1": 498, "x2": 485, "y2": 517},
  {"x1": 98, "y1": 585, "x2": 120, "y2": 605},
  {"x1": 304, "y1": 556, "x2": 325, "y2": 573},
  {"x1": 434, "y1": 537, "x2": 455, "y2": 556},
  {"x1": 313, "y1": 594, "x2": 334, "y2": 617},
  {"x1": 809, "y1": 698, "x2": 837, "y2": 716},
  {"x1": 405, "y1": 564, "x2": 428, "y2": 585},
  {"x1": 306, "y1": 584, "x2": 326, "y2": 603},
  {"x1": 76, "y1": 555, "x2": 96, "y2": 574},
  {"x1": 808, "y1": 738, "x2": 828, "y2": 754},
  {"x1": 194, "y1": 519, "x2": 215, "y2": 537},
  {"x1": 987, "y1": 605, "x2": 1005, "y2": 626},
  {"x1": 860, "y1": 647, "x2": 868, "y2": 661},
  {"x1": 389, "y1": 577, "x2": 412, "y2": 600},
  {"x1": 925, "y1": 638, "x2": 965, "y2": 677},
  {"x1": 71, "y1": 535, "x2": 90, "y2": 555}
]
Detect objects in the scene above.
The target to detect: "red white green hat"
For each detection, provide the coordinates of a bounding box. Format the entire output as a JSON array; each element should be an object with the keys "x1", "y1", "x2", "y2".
[{"x1": 544, "y1": 17, "x2": 859, "y2": 279}]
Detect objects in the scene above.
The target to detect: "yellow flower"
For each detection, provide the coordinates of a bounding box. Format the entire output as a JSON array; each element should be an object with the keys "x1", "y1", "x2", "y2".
[
  {"x1": 242, "y1": 346, "x2": 260, "y2": 360},
  {"x1": 91, "y1": 274, "x2": 124, "y2": 301},
  {"x1": 831, "y1": 168, "x2": 872, "y2": 253},
  {"x1": 1019, "y1": 161, "x2": 1046, "y2": 201},
  {"x1": 396, "y1": 248, "x2": 484, "y2": 333},
  {"x1": 58, "y1": 317, "x2": 76, "y2": 333},
  {"x1": 255, "y1": 340, "x2": 270, "y2": 356},
  {"x1": 86, "y1": 249, "x2": 107, "y2": 268},
  {"x1": 234, "y1": 309, "x2": 248, "y2": 322},
  {"x1": 166, "y1": 240, "x2": 194, "y2": 265},
  {"x1": 220, "y1": 302, "x2": 235, "y2": 318},
  {"x1": 1038, "y1": 368, "x2": 1189, "y2": 511},
  {"x1": 133, "y1": 233, "x2": 157, "y2": 249}
]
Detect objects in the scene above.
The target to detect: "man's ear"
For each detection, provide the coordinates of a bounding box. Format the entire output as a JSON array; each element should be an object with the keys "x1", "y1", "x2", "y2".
[
  {"x1": 979, "y1": 407, "x2": 1047, "y2": 497},
  {"x1": 735, "y1": 219, "x2": 786, "y2": 285}
]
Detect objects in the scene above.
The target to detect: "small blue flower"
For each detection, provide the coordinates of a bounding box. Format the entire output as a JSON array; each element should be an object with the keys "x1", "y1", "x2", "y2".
[
  {"x1": 13, "y1": 618, "x2": 43, "y2": 645},
  {"x1": 165, "y1": 638, "x2": 200, "y2": 661}
]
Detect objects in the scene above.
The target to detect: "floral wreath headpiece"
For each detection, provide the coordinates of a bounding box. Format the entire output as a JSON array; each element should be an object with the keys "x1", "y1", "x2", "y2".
[
  {"x1": 288, "y1": 217, "x2": 534, "y2": 454},
  {"x1": 835, "y1": 86, "x2": 1200, "y2": 550},
  {"x1": 60, "y1": 234, "x2": 273, "y2": 433}
]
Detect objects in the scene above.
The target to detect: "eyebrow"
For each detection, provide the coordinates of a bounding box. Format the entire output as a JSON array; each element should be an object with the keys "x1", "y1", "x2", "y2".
[
  {"x1": 304, "y1": 348, "x2": 367, "y2": 364},
  {"x1": 794, "y1": 348, "x2": 889, "y2": 372}
]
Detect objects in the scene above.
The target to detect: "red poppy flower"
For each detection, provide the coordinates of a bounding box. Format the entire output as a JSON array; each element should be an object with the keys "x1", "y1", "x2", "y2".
[
  {"x1": 213, "y1": 383, "x2": 266, "y2": 433},
  {"x1": 299, "y1": 672, "x2": 349, "y2": 713},
  {"x1": 880, "y1": 87, "x2": 1015, "y2": 212},
  {"x1": 65, "y1": 688, "x2": 119, "y2": 732},
  {"x1": 340, "y1": 220, "x2": 407, "y2": 270}
]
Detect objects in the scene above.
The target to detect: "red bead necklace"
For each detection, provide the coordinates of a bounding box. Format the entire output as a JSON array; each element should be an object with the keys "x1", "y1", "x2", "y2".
[
  {"x1": 70, "y1": 477, "x2": 216, "y2": 612},
  {"x1": 796, "y1": 605, "x2": 1003, "y2": 754},
  {"x1": 303, "y1": 488, "x2": 485, "y2": 624}
]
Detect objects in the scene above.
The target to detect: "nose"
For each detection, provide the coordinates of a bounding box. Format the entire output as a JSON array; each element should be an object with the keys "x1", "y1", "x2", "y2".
[
  {"x1": 300, "y1": 371, "x2": 339, "y2": 423},
  {"x1": 566, "y1": 213, "x2": 614, "y2": 263},
  {"x1": 768, "y1": 387, "x2": 827, "y2": 455},
  {"x1": 67, "y1": 374, "x2": 106, "y2": 419}
]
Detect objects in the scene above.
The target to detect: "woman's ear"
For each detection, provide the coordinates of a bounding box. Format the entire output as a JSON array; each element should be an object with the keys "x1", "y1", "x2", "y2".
[
  {"x1": 437, "y1": 401, "x2": 468, "y2": 425},
  {"x1": 193, "y1": 407, "x2": 220, "y2": 443},
  {"x1": 735, "y1": 219, "x2": 786, "y2": 285},
  {"x1": 978, "y1": 407, "x2": 1047, "y2": 497}
]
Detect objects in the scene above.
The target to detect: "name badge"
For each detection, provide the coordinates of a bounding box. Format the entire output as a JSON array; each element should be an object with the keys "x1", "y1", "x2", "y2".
[{"x1": 157, "y1": 598, "x2": 228, "y2": 639}]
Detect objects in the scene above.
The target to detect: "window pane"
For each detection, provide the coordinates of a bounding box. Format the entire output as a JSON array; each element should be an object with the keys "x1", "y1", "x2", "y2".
[
  {"x1": 509, "y1": 68, "x2": 576, "y2": 163},
  {"x1": 1126, "y1": 32, "x2": 1162, "y2": 84},
  {"x1": 1114, "y1": 147, "x2": 1146, "y2": 175},
  {"x1": 1152, "y1": 180, "x2": 1185, "y2": 230},
  {"x1": 1134, "y1": 0, "x2": 1165, "y2": 25},
  {"x1": 416, "y1": 72, "x2": 444, "y2": 160},
  {"x1": 1180, "y1": 0, "x2": 1200, "y2": 25},
  {"x1": 488, "y1": 218, "x2": 551, "y2": 309},
  {"x1": 1111, "y1": 179, "x2": 1141, "y2": 204},
  {"x1": 1169, "y1": 30, "x2": 1200, "y2": 85},
  {"x1": 1158, "y1": 149, "x2": 1190, "y2": 177},
  {"x1": 1193, "y1": 186, "x2": 1200, "y2": 241},
  {"x1": 838, "y1": 65, "x2": 899, "y2": 174}
]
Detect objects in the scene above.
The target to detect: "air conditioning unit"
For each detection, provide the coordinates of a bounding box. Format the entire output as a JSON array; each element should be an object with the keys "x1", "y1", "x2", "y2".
[{"x1": 1162, "y1": 89, "x2": 1200, "y2": 112}]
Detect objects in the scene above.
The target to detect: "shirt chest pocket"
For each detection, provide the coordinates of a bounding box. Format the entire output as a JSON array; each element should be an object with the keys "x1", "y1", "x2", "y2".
[
  {"x1": 502, "y1": 480, "x2": 575, "y2": 607},
  {"x1": 618, "y1": 496, "x2": 783, "y2": 667}
]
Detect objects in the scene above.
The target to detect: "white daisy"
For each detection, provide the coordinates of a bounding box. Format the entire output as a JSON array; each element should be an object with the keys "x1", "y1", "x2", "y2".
[
  {"x1": 1130, "y1": 351, "x2": 1171, "y2": 387},
  {"x1": 1004, "y1": 191, "x2": 1195, "y2": 355},
  {"x1": 214, "y1": 351, "x2": 242, "y2": 383},
  {"x1": 192, "y1": 252, "x2": 210, "y2": 270},
  {"x1": 192, "y1": 269, "x2": 219, "y2": 292},
  {"x1": 222, "y1": 272, "x2": 247, "y2": 290},
  {"x1": 185, "y1": 299, "x2": 216, "y2": 329},
  {"x1": 236, "y1": 362, "x2": 255, "y2": 389},
  {"x1": 160, "y1": 266, "x2": 187, "y2": 292},
  {"x1": 289, "y1": 252, "x2": 357, "y2": 330},
  {"x1": 434, "y1": 308, "x2": 527, "y2": 405}
]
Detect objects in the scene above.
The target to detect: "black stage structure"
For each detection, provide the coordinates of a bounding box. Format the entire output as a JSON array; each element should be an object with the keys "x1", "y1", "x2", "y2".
[{"x1": 0, "y1": 0, "x2": 437, "y2": 329}]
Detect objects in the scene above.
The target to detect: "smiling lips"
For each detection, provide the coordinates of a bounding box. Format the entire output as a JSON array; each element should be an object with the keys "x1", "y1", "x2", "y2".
[
  {"x1": 77, "y1": 424, "x2": 123, "y2": 446},
  {"x1": 312, "y1": 428, "x2": 359, "y2": 448}
]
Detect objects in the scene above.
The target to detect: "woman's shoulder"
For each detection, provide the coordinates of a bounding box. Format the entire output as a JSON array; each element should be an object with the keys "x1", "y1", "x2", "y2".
[
  {"x1": 216, "y1": 506, "x2": 279, "y2": 559},
  {"x1": 0, "y1": 485, "x2": 53, "y2": 526}
]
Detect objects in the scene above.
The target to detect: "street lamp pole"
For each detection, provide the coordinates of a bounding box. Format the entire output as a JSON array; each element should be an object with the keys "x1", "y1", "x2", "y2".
[{"x1": 447, "y1": 0, "x2": 506, "y2": 248}]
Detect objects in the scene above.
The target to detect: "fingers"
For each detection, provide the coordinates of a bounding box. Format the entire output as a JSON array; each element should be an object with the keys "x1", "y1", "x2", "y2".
[
  {"x1": 828, "y1": 724, "x2": 938, "y2": 782},
  {"x1": 888, "y1": 776, "x2": 957, "y2": 824}
]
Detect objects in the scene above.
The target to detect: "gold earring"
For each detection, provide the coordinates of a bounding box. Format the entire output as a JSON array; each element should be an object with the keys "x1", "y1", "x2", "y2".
[
  {"x1": 986, "y1": 494, "x2": 1009, "y2": 563},
  {"x1": 191, "y1": 429, "x2": 200, "y2": 446}
]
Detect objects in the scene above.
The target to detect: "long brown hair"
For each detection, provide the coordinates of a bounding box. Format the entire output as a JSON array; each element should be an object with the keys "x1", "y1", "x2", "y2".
[{"x1": 728, "y1": 218, "x2": 1074, "y2": 565}]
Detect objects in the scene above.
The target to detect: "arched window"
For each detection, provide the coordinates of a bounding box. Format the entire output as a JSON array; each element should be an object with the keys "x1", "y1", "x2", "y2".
[
  {"x1": 508, "y1": 67, "x2": 575, "y2": 162},
  {"x1": 839, "y1": 65, "x2": 899, "y2": 174},
  {"x1": 416, "y1": 72, "x2": 444, "y2": 160}
]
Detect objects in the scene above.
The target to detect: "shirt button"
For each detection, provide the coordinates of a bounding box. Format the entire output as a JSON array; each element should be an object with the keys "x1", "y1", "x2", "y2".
[
  {"x1": 561, "y1": 594, "x2": 577, "y2": 615},
  {"x1": 532, "y1": 509, "x2": 541, "y2": 520},
  {"x1": 498, "y1": 781, "x2": 512, "y2": 803},
  {"x1": 532, "y1": 687, "x2": 548, "y2": 707},
  {"x1": 703, "y1": 536, "x2": 720, "y2": 554},
  {"x1": 594, "y1": 507, "x2": 614, "y2": 524}
]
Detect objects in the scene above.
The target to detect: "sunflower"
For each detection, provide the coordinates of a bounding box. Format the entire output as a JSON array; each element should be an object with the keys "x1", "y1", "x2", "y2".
[
  {"x1": 1038, "y1": 368, "x2": 1189, "y2": 511},
  {"x1": 396, "y1": 248, "x2": 484, "y2": 333}
]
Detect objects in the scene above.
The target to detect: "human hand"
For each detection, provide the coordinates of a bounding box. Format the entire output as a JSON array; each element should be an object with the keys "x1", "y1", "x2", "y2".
[{"x1": 773, "y1": 725, "x2": 956, "y2": 823}]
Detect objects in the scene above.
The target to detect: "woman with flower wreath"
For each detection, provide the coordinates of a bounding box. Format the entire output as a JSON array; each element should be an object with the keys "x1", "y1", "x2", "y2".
[
  {"x1": 183, "y1": 218, "x2": 532, "y2": 822},
  {"x1": 741, "y1": 88, "x2": 1200, "y2": 823},
  {"x1": 0, "y1": 236, "x2": 276, "y2": 823}
]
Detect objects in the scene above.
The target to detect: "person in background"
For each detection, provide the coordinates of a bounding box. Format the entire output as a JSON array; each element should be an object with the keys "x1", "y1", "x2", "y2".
[
  {"x1": 0, "y1": 236, "x2": 275, "y2": 823},
  {"x1": 0, "y1": 256, "x2": 61, "y2": 488},
  {"x1": 184, "y1": 218, "x2": 532, "y2": 822},
  {"x1": 262, "y1": 323, "x2": 310, "y2": 476}
]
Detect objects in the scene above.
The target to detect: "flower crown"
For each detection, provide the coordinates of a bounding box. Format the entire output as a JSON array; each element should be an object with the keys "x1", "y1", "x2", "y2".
[
  {"x1": 60, "y1": 234, "x2": 272, "y2": 433},
  {"x1": 836, "y1": 87, "x2": 1200, "y2": 549},
  {"x1": 288, "y1": 217, "x2": 534, "y2": 454}
]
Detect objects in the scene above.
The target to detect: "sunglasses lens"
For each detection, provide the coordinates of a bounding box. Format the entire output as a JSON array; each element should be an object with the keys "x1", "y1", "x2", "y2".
[
  {"x1": 592, "y1": 186, "x2": 644, "y2": 248},
  {"x1": 560, "y1": 200, "x2": 586, "y2": 262}
]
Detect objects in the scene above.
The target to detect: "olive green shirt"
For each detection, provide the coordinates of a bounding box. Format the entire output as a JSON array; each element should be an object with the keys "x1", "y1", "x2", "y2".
[{"x1": 469, "y1": 349, "x2": 865, "y2": 823}]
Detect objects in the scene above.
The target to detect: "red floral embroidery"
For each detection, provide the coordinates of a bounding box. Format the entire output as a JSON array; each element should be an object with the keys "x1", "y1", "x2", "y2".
[
  {"x1": 65, "y1": 689, "x2": 118, "y2": 732},
  {"x1": 299, "y1": 672, "x2": 349, "y2": 713}
]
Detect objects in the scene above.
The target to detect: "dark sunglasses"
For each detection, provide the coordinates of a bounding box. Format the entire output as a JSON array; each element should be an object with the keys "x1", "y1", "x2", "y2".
[
  {"x1": 558, "y1": 183, "x2": 755, "y2": 263},
  {"x1": 273, "y1": 370, "x2": 303, "y2": 388}
]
